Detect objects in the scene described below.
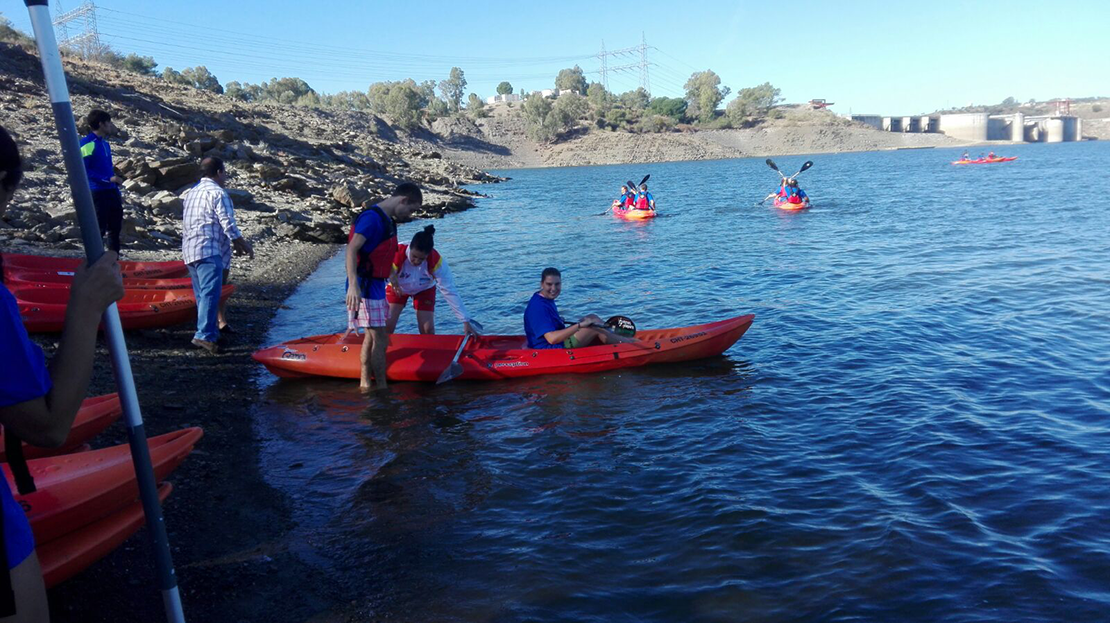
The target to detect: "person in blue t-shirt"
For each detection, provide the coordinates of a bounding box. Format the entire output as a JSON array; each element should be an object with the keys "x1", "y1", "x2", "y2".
[
  {"x1": 1, "y1": 125, "x2": 125, "y2": 619},
  {"x1": 80, "y1": 109, "x2": 125, "y2": 252},
  {"x1": 524, "y1": 267, "x2": 639, "y2": 349},
  {"x1": 635, "y1": 183, "x2": 655, "y2": 211}
]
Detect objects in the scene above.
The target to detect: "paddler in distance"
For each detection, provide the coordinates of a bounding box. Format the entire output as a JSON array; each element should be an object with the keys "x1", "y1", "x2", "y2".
[
  {"x1": 635, "y1": 182, "x2": 655, "y2": 211},
  {"x1": 524, "y1": 267, "x2": 639, "y2": 349}
]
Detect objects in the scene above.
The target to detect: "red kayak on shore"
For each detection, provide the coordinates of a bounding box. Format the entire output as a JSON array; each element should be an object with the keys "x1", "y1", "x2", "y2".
[
  {"x1": 13, "y1": 284, "x2": 234, "y2": 332},
  {"x1": 39, "y1": 482, "x2": 172, "y2": 588},
  {"x1": 254, "y1": 314, "x2": 754, "y2": 382},
  {"x1": 5, "y1": 427, "x2": 201, "y2": 545},
  {"x1": 5, "y1": 269, "x2": 195, "y2": 290},
  {"x1": 951, "y1": 157, "x2": 1018, "y2": 165},
  {"x1": 1, "y1": 253, "x2": 188, "y2": 279},
  {"x1": 0, "y1": 393, "x2": 122, "y2": 462}
]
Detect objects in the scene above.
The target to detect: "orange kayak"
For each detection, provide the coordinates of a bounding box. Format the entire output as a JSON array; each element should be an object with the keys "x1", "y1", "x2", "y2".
[
  {"x1": 773, "y1": 198, "x2": 810, "y2": 211},
  {"x1": 254, "y1": 314, "x2": 754, "y2": 382},
  {"x1": 13, "y1": 284, "x2": 234, "y2": 332},
  {"x1": 612, "y1": 204, "x2": 657, "y2": 220},
  {"x1": 5, "y1": 427, "x2": 202, "y2": 544},
  {"x1": 0, "y1": 253, "x2": 188, "y2": 279},
  {"x1": 5, "y1": 269, "x2": 195, "y2": 290},
  {"x1": 951, "y1": 157, "x2": 1018, "y2": 165},
  {"x1": 0, "y1": 394, "x2": 122, "y2": 462},
  {"x1": 39, "y1": 482, "x2": 172, "y2": 588}
]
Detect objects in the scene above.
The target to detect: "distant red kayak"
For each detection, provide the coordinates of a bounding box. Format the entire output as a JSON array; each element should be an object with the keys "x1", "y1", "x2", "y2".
[
  {"x1": 0, "y1": 253, "x2": 188, "y2": 279},
  {"x1": 951, "y1": 157, "x2": 1018, "y2": 165},
  {"x1": 39, "y1": 482, "x2": 172, "y2": 588},
  {"x1": 611, "y1": 202, "x2": 657, "y2": 220},
  {"x1": 5, "y1": 427, "x2": 202, "y2": 545},
  {"x1": 0, "y1": 393, "x2": 122, "y2": 462},
  {"x1": 5, "y1": 269, "x2": 194, "y2": 290},
  {"x1": 254, "y1": 314, "x2": 755, "y2": 382},
  {"x1": 773, "y1": 198, "x2": 810, "y2": 211},
  {"x1": 13, "y1": 284, "x2": 234, "y2": 332}
]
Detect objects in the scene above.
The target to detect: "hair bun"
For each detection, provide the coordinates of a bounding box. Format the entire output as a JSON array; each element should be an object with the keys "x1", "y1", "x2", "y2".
[{"x1": 423, "y1": 225, "x2": 435, "y2": 234}]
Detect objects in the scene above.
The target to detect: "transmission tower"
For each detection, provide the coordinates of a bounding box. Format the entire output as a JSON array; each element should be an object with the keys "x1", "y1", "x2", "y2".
[
  {"x1": 597, "y1": 34, "x2": 651, "y2": 94},
  {"x1": 54, "y1": 1, "x2": 103, "y2": 58}
]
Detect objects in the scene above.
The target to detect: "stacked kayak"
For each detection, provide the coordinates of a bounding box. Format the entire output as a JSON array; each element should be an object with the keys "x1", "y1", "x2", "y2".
[
  {"x1": 13, "y1": 284, "x2": 234, "y2": 332},
  {"x1": 611, "y1": 201, "x2": 657, "y2": 220},
  {"x1": 773, "y1": 198, "x2": 810, "y2": 211},
  {"x1": 254, "y1": 314, "x2": 754, "y2": 381},
  {"x1": 951, "y1": 157, "x2": 1018, "y2": 165},
  {"x1": 1, "y1": 253, "x2": 188, "y2": 279},
  {"x1": 6, "y1": 270, "x2": 194, "y2": 291},
  {"x1": 0, "y1": 392, "x2": 203, "y2": 588}
]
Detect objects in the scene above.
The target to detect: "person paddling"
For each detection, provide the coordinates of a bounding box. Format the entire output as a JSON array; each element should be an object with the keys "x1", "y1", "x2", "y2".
[
  {"x1": 385, "y1": 225, "x2": 477, "y2": 336},
  {"x1": 345, "y1": 183, "x2": 422, "y2": 391},
  {"x1": 962, "y1": 151, "x2": 971, "y2": 161},
  {"x1": 1, "y1": 124, "x2": 125, "y2": 620},
  {"x1": 523, "y1": 267, "x2": 638, "y2": 349},
  {"x1": 613, "y1": 185, "x2": 634, "y2": 211},
  {"x1": 635, "y1": 183, "x2": 655, "y2": 211},
  {"x1": 775, "y1": 178, "x2": 809, "y2": 206}
]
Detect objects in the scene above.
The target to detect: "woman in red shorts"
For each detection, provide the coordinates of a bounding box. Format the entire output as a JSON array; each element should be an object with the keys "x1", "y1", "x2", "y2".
[{"x1": 385, "y1": 225, "x2": 476, "y2": 336}]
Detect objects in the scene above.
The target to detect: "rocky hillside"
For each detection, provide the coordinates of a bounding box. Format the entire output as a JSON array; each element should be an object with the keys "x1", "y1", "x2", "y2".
[{"x1": 0, "y1": 42, "x2": 503, "y2": 252}]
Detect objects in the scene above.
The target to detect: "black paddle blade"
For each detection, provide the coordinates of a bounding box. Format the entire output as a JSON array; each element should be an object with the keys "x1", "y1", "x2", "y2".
[
  {"x1": 626, "y1": 179, "x2": 638, "y2": 191},
  {"x1": 605, "y1": 315, "x2": 636, "y2": 337},
  {"x1": 639, "y1": 174, "x2": 650, "y2": 186},
  {"x1": 766, "y1": 159, "x2": 779, "y2": 171},
  {"x1": 797, "y1": 161, "x2": 814, "y2": 175}
]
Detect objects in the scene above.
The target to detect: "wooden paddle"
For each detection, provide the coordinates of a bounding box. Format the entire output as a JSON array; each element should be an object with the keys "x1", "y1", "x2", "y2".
[{"x1": 435, "y1": 319, "x2": 484, "y2": 385}]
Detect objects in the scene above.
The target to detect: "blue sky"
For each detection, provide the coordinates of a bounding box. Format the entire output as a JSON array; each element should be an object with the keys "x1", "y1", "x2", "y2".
[{"x1": 7, "y1": 0, "x2": 1108, "y2": 114}]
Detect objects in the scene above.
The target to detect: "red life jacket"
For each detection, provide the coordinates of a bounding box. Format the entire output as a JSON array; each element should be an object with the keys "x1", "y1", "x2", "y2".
[
  {"x1": 624, "y1": 193, "x2": 635, "y2": 208},
  {"x1": 636, "y1": 193, "x2": 649, "y2": 210},
  {"x1": 348, "y1": 205, "x2": 397, "y2": 282}
]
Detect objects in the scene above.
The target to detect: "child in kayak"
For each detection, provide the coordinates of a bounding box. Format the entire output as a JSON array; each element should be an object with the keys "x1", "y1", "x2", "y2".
[
  {"x1": 777, "y1": 178, "x2": 809, "y2": 205},
  {"x1": 635, "y1": 183, "x2": 655, "y2": 211},
  {"x1": 524, "y1": 267, "x2": 639, "y2": 349},
  {"x1": 385, "y1": 225, "x2": 476, "y2": 336}
]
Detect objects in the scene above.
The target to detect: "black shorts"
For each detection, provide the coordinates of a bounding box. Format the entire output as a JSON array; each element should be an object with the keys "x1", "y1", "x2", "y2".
[{"x1": 91, "y1": 187, "x2": 123, "y2": 236}]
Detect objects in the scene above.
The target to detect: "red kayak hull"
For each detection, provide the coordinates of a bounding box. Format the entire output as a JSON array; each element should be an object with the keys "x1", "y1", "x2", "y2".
[
  {"x1": 0, "y1": 393, "x2": 122, "y2": 462},
  {"x1": 0, "y1": 253, "x2": 188, "y2": 279},
  {"x1": 5, "y1": 427, "x2": 202, "y2": 544},
  {"x1": 773, "y1": 198, "x2": 810, "y2": 211},
  {"x1": 6, "y1": 269, "x2": 195, "y2": 290},
  {"x1": 611, "y1": 201, "x2": 657, "y2": 220},
  {"x1": 253, "y1": 314, "x2": 755, "y2": 382},
  {"x1": 39, "y1": 483, "x2": 172, "y2": 588},
  {"x1": 13, "y1": 284, "x2": 234, "y2": 332},
  {"x1": 951, "y1": 157, "x2": 1018, "y2": 165}
]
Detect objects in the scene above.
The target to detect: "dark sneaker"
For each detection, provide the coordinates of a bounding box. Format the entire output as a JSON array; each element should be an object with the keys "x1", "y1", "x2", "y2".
[
  {"x1": 191, "y1": 338, "x2": 220, "y2": 354},
  {"x1": 218, "y1": 324, "x2": 235, "y2": 334}
]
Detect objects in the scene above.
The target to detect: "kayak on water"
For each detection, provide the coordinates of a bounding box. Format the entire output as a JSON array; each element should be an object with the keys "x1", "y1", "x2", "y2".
[
  {"x1": 773, "y1": 197, "x2": 811, "y2": 211},
  {"x1": 13, "y1": 284, "x2": 234, "y2": 332},
  {"x1": 5, "y1": 427, "x2": 201, "y2": 545},
  {"x1": 951, "y1": 157, "x2": 1018, "y2": 165},
  {"x1": 0, "y1": 393, "x2": 121, "y2": 462},
  {"x1": 39, "y1": 482, "x2": 172, "y2": 588},
  {"x1": 5, "y1": 269, "x2": 195, "y2": 290},
  {"x1": 0, "y1": 253, "x2": 188, "y2": 279},
  {"x1": 254, "y1": 314, "x2": 754, "y2": 382},
  {"x1": 611, "y1": 202, "x2": 657, "y2": 220}
]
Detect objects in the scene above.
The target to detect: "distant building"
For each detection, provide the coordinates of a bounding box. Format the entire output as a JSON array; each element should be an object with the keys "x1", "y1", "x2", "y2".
[
  {"x1": 850, "y1": 115, "x2": 883, "y2": 130},
  {"x1": 485, "y1": 93, "x2": 522, "y2": 105}
]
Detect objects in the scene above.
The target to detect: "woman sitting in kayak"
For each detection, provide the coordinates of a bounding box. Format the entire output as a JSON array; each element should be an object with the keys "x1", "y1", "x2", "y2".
[
  {"x1": 385, "y1": 225, "x2": 476, "y2": 336},
  {"x1": 524, "y1": 267, "x2": 638, "y2": 349},
  {"x1": 777, "y1": 178, "x2": 809, "y2": 205},
  {"x1": 0, "y1": 124, "x2": 125, "y2": 619}
]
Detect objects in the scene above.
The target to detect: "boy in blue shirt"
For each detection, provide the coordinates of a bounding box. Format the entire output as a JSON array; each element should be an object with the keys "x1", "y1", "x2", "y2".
[
  {"x1": 79, "y1": 109, "x2": 125, "y2": 252},
  {"x1": 524, "y1": 267, "x2": 638, "y2": 349}
]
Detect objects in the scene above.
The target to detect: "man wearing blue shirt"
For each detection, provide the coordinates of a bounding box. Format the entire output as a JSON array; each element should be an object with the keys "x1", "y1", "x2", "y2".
[
  {"x1": 79, "y1": 110, "x2": 125, "y2": 252},
  {"x1": 524, "y1": 267, "x2": 638, "y2": 349}
]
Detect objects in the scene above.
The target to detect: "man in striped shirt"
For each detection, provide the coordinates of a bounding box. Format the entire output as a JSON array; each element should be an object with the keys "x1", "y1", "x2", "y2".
[{"x1": 181, "y1": 157, "x2": 253, "y2": 354}]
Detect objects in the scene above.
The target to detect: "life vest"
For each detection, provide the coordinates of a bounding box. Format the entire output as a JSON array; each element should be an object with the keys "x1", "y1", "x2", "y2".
[
  {"x1": 392, "y1": 243, "x2": 442, "y2": 294},
  {"x1": 624, "y1": 193, "x2": 636, "y2": 208},
  {"x1": 348, "y1": 206, "x2": 397, "y2": 282},
  {"x1": 636, "y1": 192, "x2": 650, "y2": 210}
]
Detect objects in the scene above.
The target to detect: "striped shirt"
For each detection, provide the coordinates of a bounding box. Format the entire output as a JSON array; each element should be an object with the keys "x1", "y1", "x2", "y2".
[{"x1": 181, "y1": 178, "x2": 243, "y2": 267}]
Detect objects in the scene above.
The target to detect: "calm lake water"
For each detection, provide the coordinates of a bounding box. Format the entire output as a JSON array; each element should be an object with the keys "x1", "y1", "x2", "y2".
[{"x1": 254, "y1": 141, "x2": 1110, "y2": 622}]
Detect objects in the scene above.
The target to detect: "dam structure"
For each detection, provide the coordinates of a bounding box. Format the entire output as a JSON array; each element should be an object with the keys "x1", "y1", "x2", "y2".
[{"x1": 849, "y1": 112, "x2": 1083, "y2": 143}]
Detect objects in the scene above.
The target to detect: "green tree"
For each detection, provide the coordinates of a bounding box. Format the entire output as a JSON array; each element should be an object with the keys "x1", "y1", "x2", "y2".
[
  {"x1": 467, "y1": 93, "x2": 487, "y2": 117},
  {"x1": 439, "y1": 67, "x2": 467, "y2": 112},
  {"x1": 726, "y1": 82, "x2": 781, "y2": 126},
  {"x1": 587, "y1": 82, "x2": 613, "y2": 114},
  {"x1": 1000, "y1": 96, "x2": 1017, "y2": 107},
  {"x1": 496, "y1": 81, "x2": 513, "y2": 95},
  {"x1": 326, "y1": 90, "x2": 371, "y2": 110},
  {"x1": 684, "y1": 70, "x2": 730, "y2": 122},
  {"x1": 522, "y1": 93, "x2": 556, "y2": 142},
  {"x1": 619, "y1": 88, "x2": 650, "y2": 111},
  {"x1": 180, "y1": 66, "x2": 223, "y2": 94},
  {"x1": 647, "y1": 96, "x2": 688, "y2": 121},
  {"x1": 555, "y1": 65, "x2": 588, "y2": 94},
  {"x1": 162, "y1": 67, "x2": 190, "y2": 86},
  {"x1": 638, "y1": 114, "x2": 677, "y2": 133},
  {"x1": 385, "y1": 83, "x2": 423, "y2": 129}
]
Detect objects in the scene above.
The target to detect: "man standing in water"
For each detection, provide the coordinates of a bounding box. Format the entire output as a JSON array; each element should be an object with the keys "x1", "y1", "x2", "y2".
[
  {"x1": 524, "y1": 267, "x2": 639, "y2": 349},
  {"x1": 345, "y1": 183, "x2": 422, "y2": 390}
]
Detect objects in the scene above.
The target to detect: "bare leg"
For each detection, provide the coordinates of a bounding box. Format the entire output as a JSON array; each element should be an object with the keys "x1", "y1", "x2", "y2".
[
  {"x1": 367, "y1": 326, "x2": 389, "y2": 390},
  {"x1": 359, "y1": 330, "x2": 374, "y2": 390},
  {"x1": 416, "y1": 309, "x2": 435, "y2": 335},
  {"x1": 385, "y1": 303, "x2": 404, "y2": 334}
]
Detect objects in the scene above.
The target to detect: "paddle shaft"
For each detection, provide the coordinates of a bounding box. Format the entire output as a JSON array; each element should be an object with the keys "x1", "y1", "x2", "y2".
[
  {"x1": 449, "y1": 333, "x2": 470, "y2": 366},
  {"x1": 24, "y1": 3, "x2": 186, "y2": 622}
]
